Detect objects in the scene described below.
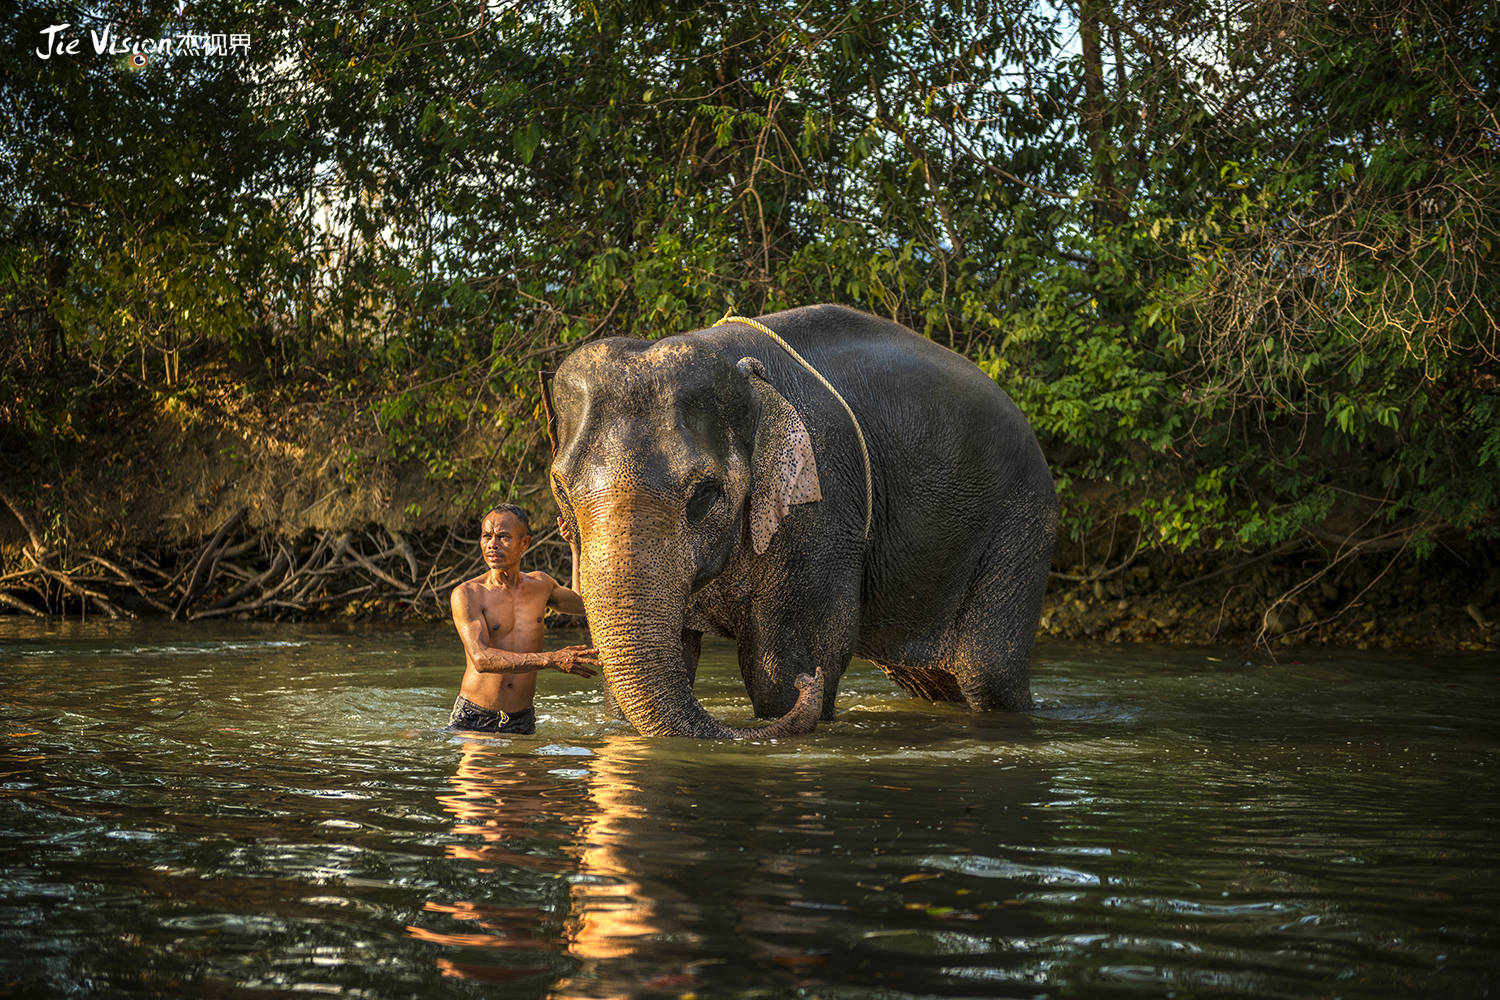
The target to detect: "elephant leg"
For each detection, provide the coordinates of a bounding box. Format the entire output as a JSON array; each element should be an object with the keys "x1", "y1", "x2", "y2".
[
  {"x1": 737, "y1": 579, "x2": 857, "y2": 721},
  {"x1": 940, "y1": 506, "x2": 1055, "y2": 711}
]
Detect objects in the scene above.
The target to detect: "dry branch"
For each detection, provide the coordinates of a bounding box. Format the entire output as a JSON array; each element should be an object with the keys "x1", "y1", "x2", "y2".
[
  {"x1": 388, "y1": 529, "x2": 419, "y2": 581},
  {"x1": 202, "y1": 548, "x2": 290, "y2": 613},
  {"x1": 0, "y1": 591, "x2": 43, "y2": 616},
  {"x1": 0, "y1": 485, "x2": 48, "y2": 557},
  {"x1": 172, "y1": 507, "x2": 247, "y2": 618},
  {"x1": 87, "y1": 554, "x2": 175, "y2": 614},
  {"x1": 32, "y1": 561, "x2": 133, "y2": 619},
  {"x1": 348, "y1": 544, "x2": 411, "y2": 592}
]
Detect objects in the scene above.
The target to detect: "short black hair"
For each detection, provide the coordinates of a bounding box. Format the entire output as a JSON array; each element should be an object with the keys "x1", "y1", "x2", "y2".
[{"x1": 485, "y1": 503, "x2": 531, "y2": 535}]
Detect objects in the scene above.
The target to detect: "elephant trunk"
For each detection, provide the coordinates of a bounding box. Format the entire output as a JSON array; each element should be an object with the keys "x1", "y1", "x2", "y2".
[{"x1": 577, "y1": 502, "x2": 822, "y2": 739}]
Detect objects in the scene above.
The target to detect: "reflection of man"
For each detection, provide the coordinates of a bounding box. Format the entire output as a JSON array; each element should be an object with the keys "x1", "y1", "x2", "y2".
[
  {"x1": 408, "y1": 742, "x2": 574, "y2": 980},
  {"x1": 446, "y1": 504, "x2": 599, "y2": 734}
]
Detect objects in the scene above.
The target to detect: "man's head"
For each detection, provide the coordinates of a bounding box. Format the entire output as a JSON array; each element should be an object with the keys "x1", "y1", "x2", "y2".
[{"x1": 480, "y1": 504, "x2": 531, "y2": 573}]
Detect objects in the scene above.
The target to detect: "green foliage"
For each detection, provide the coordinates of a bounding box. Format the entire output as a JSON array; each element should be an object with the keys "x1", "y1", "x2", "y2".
[
  {"x1": 1, "y1": 0, "x2": 1495, "y2": 563},
  {"x1": 981, "y1": 0, "x2": 1499, "y2": 557}
]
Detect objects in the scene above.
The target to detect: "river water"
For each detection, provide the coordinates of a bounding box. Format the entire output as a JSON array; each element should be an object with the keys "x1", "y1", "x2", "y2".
[{"x1": 0, "y1": 620, "x2": 1495, "y2": 998}]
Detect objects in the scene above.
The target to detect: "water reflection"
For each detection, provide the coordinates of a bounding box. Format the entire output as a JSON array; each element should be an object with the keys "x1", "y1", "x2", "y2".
[
  {"x1": 556, "y1": 736, "x2": 707, "y2": 999},
  {"x1": 416, "y1": 734, "x2": 718, "y2": 994},
  {"x1": 418, "y1": 727, "x2": 1064, "y2": 999},
  {"x1": 6, "y1": 623, "x2": 1496, "y2": 998},
  {"x1": 411, "y1": 738, "x2": 583, "y2": 985},
  {"x1": 433, "y1": 742, "x2": 581, "y2": 875}
]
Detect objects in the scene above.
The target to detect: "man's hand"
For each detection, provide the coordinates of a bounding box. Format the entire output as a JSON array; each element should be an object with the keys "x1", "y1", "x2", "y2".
[
  {"x1": 557, "y1": 516, "x2": 576, "y2": 547},
  {"x1": 549, "y1": 644, "x2": 600, "y2": 677}
]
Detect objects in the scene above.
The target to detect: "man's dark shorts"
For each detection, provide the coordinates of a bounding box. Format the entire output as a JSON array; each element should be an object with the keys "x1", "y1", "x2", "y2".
[{"x1": 446, "y1": 696, "x2": 536, "y2": 735}]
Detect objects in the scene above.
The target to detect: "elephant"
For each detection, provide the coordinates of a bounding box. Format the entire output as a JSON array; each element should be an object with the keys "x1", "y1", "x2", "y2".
[{"x1": 540, "y1": 304, "x2": 1056, "y2": 738}]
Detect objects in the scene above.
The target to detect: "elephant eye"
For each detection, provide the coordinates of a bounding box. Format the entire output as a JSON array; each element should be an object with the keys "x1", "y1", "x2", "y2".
[{"x1": 686, "y1": 478, "x2": 723, "y2": 522}]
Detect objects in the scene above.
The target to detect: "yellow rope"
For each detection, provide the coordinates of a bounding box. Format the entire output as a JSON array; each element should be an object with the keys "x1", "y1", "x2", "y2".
[{"x1": 713, "y1": 313, "x2": 872, "y2": 540}]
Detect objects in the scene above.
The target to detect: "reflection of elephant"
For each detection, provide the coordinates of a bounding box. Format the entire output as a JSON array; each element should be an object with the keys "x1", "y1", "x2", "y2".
[{"x1": 541, "y1": 305, "x2": 1056, "y2": 738}]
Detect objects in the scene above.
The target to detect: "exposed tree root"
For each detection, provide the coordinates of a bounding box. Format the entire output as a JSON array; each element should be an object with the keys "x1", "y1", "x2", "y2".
[{"x1": 0, "y1": 494, "x2": 569, "y2": 623}]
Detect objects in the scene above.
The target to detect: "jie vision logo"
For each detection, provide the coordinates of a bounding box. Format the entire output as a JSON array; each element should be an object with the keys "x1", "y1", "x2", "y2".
[{"x1": 34, "y1": 22, "x2": 250, "y2": 68}]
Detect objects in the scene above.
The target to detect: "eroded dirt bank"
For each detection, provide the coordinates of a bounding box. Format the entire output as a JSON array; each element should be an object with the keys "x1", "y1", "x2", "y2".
[
  {"x1": 1039, "y1": 552, "x2": 1497, "y2": 652},
  {"x1": 3, "y1": 383, "x2": 1496, "y2": 652}
]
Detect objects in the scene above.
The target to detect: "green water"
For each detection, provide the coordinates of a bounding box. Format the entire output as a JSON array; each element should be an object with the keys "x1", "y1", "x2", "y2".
[{"x1": 1, "y1": 620, "x2": 1496, "y2": 998}]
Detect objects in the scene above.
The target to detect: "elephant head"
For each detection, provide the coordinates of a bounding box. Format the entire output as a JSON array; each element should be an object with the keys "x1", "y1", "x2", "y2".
[{"x1": 541, "y1": 337, "x2": 825, "y2": 738}]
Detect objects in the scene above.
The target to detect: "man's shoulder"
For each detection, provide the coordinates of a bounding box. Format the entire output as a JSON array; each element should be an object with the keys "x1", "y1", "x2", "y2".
[
  {"x1": 450, "y1": 573, "x2": 490, "y2": 603},
  {"x1": 524, "y1": 570, "x2": 559, "y2": 591}
]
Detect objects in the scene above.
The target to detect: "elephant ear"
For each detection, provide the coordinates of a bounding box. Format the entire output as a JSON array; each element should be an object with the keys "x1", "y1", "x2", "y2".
[
  {"x1": 538, "y1": 369, "x2": 560, "y2": 454},
  {"x1": 738, "y1": 357, "x2": 821, "y2": 555}
]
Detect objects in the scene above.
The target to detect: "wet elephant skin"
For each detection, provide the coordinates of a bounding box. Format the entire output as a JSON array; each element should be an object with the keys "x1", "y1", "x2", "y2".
[{"x1": 541, "y1": 304, "x2": 1057, "y2": 738}]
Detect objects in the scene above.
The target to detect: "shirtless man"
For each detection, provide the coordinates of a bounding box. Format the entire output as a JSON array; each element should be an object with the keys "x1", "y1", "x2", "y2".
[{"x1": 446, "y1": 504, "x2": 599, "y2": 734}]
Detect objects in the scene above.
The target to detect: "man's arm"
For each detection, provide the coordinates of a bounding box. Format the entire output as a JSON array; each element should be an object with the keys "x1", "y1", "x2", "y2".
[
  {"x1": 450, "y1": 584, "x2": 542, "y2": 674},
  {"x1": 450, "y1": 583, "x2": 596, "y2": 675},
  {"x1": 541, "y1": 572, "x2": 587, "y2": 616}
]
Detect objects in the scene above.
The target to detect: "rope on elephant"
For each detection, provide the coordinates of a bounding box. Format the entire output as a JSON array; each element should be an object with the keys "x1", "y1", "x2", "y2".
[{"x1": 713, "y1": 313, "x2": 873, "y2": 541}]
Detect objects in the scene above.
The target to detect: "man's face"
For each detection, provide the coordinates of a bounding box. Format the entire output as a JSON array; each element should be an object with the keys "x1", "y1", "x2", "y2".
[{"x1": 480, "y1": 511, "x2": 530, "y2": 571}]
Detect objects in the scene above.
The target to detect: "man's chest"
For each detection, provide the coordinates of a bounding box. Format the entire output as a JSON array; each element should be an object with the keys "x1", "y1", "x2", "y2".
[{"x1": 483, "y1": 587, "x2": 546, "y2": 634}]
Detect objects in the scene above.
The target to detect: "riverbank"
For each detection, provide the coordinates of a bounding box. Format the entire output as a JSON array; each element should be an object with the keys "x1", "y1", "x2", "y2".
[
  {"x1": 2, "y1": 373, "x2": 1495, "y2": 652},
  {"x1": 4, "y1": 514, "x2": 1494, "y2": 653},
  {"x1": 1038, "y1": 550, "x2": 1498, "y2": 652}
]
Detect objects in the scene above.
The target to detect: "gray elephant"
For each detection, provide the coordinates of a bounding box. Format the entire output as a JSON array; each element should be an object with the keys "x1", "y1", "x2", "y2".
[{"x1": 541, "y1": 304, "x2": 1056, "y2": 738}]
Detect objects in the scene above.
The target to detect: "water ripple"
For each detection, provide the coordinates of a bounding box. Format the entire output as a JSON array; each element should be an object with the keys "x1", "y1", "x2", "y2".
[{"x1": 0, "y1": 623, "x2": 1496, "y2": 998}]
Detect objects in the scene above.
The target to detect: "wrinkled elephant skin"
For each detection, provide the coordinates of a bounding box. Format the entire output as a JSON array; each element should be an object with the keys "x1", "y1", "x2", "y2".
[{"x1": 541, "y1": 305, "x2": 1056, "y2": 738}]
